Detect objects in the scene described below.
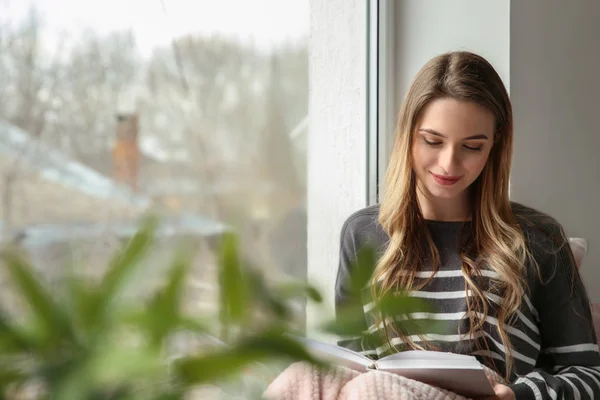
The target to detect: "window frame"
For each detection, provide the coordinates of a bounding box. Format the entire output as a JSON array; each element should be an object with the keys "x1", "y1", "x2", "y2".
[{"x1": 367, "y1": 0, "x2": 397, "y2": 205}]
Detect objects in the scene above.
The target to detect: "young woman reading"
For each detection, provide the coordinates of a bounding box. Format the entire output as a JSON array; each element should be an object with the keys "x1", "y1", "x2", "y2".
[{"x1": 267, "y1": 51, "x2": 600, "y2": 400}]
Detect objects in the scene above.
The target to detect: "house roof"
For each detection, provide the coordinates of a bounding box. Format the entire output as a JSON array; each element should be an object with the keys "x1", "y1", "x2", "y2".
[
  {"x1": 0, "y1": 121, "x2": 151, "y2": 228},
  {"x1": 0, "y1": 121, "x2": 150, "y2": 207}
]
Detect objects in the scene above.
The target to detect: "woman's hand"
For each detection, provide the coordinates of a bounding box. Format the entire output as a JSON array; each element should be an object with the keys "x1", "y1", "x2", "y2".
[
  {"x1": 477, "y1": 370, "x2": 515, "y2": 400},
  {"x1": 478, "y1": 380, "x2": 515, "y2": 399}
]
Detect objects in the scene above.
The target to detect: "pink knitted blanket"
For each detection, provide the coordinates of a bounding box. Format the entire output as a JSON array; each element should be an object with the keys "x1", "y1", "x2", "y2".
[{"x1": 264, "y1": 362, "x2": 501, "y2": 400}]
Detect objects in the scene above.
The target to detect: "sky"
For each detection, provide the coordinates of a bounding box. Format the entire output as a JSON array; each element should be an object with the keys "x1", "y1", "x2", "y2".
[{"x1": 1, "y1": 0, "x2": 309, "y2": 54}]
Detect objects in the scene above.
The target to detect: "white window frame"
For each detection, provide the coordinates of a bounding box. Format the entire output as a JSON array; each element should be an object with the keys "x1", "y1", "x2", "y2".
[
  {"x1": 306, "y1": 0, "x2": 391, "y2": 340},
  {"x1": 368, "y1": 0, "x2": 397, "y2": 204}
]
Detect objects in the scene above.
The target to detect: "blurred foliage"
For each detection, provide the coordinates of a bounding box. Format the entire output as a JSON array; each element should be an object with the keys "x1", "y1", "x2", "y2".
[{"x1": 0, "y1": 219, "x2": 435, "y2": 399}]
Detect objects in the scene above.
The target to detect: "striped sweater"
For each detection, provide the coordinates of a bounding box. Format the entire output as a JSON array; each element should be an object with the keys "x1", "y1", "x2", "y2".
[{"x1": 335, "y1": 204, "x2": 600, "y2": 399}]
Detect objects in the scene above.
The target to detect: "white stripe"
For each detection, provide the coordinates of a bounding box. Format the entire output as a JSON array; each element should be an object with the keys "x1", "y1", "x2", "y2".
[
  {"x1": 514, "y1": 377, "x2": 544, "y2": 400},
  {"x1": 367, "y1": 312, "x2": 465, "y2": 333},
  {"x1": 363, "y1": 291, "x2": 540, "y2": 334},
  {"x1": 367, "y1": 311, "x2": 540, "y2": 351},
  {"x1": 525, "y1": 372, "x2": 558, "y2": 400},
  {"x1": 560, "y1": 366, "x2": 600, "y2": 393},
  {"x1": 577, "y1": 368, "x2": 600, "y2": 394},
  {"x1": 554, "y1": 365, "x2": 600, "y2": 378},
  {"x1": 472, "y1": 331, "x2": 537, "y2": 366},
  {"x1": 411, "y1": 290, "x2": 471, "y2": 299},
  {"x1": 557, "y1": 375, "x2": 581, "y2": 400},
  {"x1": 471, "y1": 349, "x2": 506, "y2": 362},
  {"x1": 404, "y1": 311, "x2": 466, "y2": 320},
  {"x1": 371, "y1": 268, "x2": 542, "y2": 327},
  {"x1": 522, "y1": 294, "x2": 540, "y2": 322},
  {"x1": 514, "y1": 309, "x2": 540, "y2": 335},
  {"x1": 413, "y1": 270, "x2": 463, "y2": 278},
  {"x1": 396, "y1": 269, "x2": 541, "y2": 320},
  {"x1": 579, "y1": 366, "x2": 600, "y2": 379},
  {"x1": 483, "y1": 314, "x2": 540, "y2": 350},
  {"x1": 368, "y1": 311, "x2": 466, "y2": 326},
  {"x1": 377, "y1": 331, "x2": 537, "y2": 365},
  {"x1": 563, "y1": 373, "x2": 595, "y2": 398},
  {"x1": 568, "y1": 376, "x2": 592, "y2": 399},
  {"x1": 405, "y1": 269, "x2": 501, "y2": 279},
  {"x1": 363, "y1": 290, "x2": 471, "y2": 310},
  {"x1": 544, "y1": 343, "x2": 600, "y2": 354},
  {"x1": 363, "y1": 302, "x2": 375, "y2": 312},
  {"x1": 487, "y1": 293, "x2": 540, "y2": 334},
  {"x1": 367, "y1": 316, "x2": 393, "y2": 333}
]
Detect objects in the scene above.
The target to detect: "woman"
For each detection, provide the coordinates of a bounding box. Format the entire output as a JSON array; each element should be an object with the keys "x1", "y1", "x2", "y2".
[{"x1": 335, "y1": 51, "x2": 600, "y2": 399}]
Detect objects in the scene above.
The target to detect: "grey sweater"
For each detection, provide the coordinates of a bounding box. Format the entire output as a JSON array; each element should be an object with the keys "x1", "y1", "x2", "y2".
[{"x1": 335, "y1": 203, "x2": 600, "y2": 399}]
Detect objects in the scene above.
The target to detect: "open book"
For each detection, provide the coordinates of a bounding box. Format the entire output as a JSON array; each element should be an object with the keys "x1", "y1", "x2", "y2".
[{"x1": 296, "y1": 336, "x2": 495, "y2": 398}]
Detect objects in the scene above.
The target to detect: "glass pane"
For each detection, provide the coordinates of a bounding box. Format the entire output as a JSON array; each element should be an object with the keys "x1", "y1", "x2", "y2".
[{"x1": 0, "y1": 0, "x2": 308, "y2": 394}]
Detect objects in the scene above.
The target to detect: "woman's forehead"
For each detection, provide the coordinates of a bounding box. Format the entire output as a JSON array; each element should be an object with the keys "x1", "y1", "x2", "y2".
[{"x1": 417, "y1": 98, "x2": 495, "y2": 139}]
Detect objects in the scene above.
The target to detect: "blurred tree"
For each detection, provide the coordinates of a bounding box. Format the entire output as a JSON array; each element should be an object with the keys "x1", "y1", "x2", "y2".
[{"x1": 0, "y1": 7, "x2": 309, "y2": 274}]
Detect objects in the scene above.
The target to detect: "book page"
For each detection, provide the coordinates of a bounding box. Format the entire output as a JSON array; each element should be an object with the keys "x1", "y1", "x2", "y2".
[
  {"x1": 379, "y1": 350, "x2": 478, "y2": 364},
  {"x1": 374, "y1": 350, "x2": 494, "y2": 398},
  {"x1": 293, "y1": 336, "x2": 372, "y2": 372}
]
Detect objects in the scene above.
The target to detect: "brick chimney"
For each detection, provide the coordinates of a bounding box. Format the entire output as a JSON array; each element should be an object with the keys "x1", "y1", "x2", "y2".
[{"x1": 112, "y1": 113, "x2": 140, "y2": 191}]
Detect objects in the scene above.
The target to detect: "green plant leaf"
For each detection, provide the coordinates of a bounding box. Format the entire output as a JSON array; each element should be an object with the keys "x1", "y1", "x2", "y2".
[
  {"x1": 1, "y1": 249, "x2": 74, "y2": 350},
  {"x1": 376, "y1": 292, "x2": 431, "y2": 315},
  {"x1": 0, "y1": 314, "x2": 37, "y2": 353},
  {"x1": 370, "y1": 293, "x2": 451, "y2": 336},
  {"x1": 245, "y1": 268, "x2": 291, "y2": 320},
  {"x1": 143, "y1": 251, "x2": 190, "y2": 347},
  {"x1": 89, "y1": 345, "x2": 164, "y2": 387},
  {"x1": 320, "y1": 306, "x2": 369, "y2": 337},
  {"x1": 64, "y1": 274, "x2": 100, "y2": 343},
  {"x1": 175, "y1": 329, "x2": 322, "y2": 385},
  {"x1": 217, "y1": 233, "x2": 249, "y2": 336},
  {"x1": 148, "y1": 393, "x2": 184, "y2": 400},
  {"x1": 0, "y1": 361, "x2": 27, "y2": 389},
  {"x1": 349, "y1": 246, "x2": 376, "y2": 295},
  {"x1": 275, "y1": 281, "x2": 323, "y2": 303},
  {"x1": 178, "y1": 317, "x2": 209, "y2": 334},
  {"x1": 88, "y1": 216, "x2": 157, "y2": 331}
]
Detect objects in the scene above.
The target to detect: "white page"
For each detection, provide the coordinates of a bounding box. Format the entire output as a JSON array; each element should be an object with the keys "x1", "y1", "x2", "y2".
[
  {"x1": 374, "y1": 350, "x2": 494, "y2": 398},
  {"x1": 379, "y1": 349, "x2": 479, "y2": 364},
  {"x1": 293, "y1": 336, "x2": 372, "y2": 372}
]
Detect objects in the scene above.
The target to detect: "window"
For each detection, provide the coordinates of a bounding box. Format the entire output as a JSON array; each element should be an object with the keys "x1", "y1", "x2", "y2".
[{"x1": 0, "y1": 0, "x2": 308, "y2": 329}]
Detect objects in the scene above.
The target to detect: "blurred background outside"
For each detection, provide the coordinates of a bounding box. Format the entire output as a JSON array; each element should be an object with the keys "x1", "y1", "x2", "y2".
[{"x1": 0, "y1": 0, "x2": 309, "y2": 335}]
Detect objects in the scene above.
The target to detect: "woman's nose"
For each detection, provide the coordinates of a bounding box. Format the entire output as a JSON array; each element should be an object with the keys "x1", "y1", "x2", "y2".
[{"x1": 438, "y1": 146, "x2": 459, "y2": 172}]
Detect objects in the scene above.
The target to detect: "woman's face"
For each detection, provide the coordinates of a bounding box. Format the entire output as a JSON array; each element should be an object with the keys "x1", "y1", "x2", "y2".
[{"x1": 411, "y1": 98, "x2": 495, "y2": 201}]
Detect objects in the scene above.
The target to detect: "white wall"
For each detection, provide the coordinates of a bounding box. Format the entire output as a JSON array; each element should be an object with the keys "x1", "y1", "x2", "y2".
[
  {"x1": 308, "y1": 0, "x2": 600, "y2": 341},
  {"x1": 388, "y1": 1, "x2": 600, "y2": 299},
  {"x1": 307, "y1": 0, "x2": 368, "y2": 338},
  {"x1": 383, "y1": 0, "x2": 511, "y2": 162},
  {"x1": 510, "y1": 0, "x2": 600, "y2": 300}
]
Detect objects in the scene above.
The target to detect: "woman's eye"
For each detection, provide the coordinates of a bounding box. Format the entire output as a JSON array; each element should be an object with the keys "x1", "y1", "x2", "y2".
[
  {"x1": 423, "y1": 138, "x2": 442, "y2": 147},
  {"x1": 463, "y1": 144, "x2": 483, "y2": 152}
]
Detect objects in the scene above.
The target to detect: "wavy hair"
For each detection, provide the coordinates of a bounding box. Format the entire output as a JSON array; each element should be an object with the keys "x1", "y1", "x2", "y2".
[{"x1": 372, "y1": 51, "x2": 533, "y2": 380}]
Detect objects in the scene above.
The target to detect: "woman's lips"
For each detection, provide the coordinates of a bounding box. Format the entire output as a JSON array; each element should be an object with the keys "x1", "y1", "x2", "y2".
[{"x1": 431, "y1": 172, "x2": 462, "y2": 186}]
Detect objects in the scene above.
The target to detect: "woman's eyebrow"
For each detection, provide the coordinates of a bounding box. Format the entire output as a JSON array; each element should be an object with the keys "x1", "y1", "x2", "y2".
[{"x1": 418, "y1": 128, "x2": 489, "y2": 141}]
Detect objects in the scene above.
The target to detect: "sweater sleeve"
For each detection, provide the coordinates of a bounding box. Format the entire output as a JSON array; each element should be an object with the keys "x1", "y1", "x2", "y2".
[
  {"x1": 509, "y1": 236, "x2": 600, "y2": 399},
  {"x1": 334, "y1": 213, "x2": 370, "y2": 353},
  {"x1": 334, "y1": 209, "x2": 383, "y2": 356}
]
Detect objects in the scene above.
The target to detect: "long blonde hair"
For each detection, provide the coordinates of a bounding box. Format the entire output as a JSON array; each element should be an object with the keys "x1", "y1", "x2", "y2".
[{"x1": 372, "y1": 51, "x2": 531, "y2": 380}]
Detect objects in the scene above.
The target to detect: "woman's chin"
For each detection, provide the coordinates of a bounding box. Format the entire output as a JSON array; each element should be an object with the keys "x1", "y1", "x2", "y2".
[{"x1": 425, "y1": 184, "x2": 467, "y2": 200}]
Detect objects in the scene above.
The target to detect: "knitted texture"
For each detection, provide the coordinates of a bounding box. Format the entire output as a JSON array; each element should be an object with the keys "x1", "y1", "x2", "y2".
[{"x1": 264, "y1": 362, "x2": 504, "y2": 400}]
